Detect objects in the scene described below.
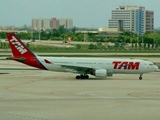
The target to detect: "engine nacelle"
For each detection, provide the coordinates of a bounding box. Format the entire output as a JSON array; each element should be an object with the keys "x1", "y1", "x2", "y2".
[{"x1": 95, "y1": 69, "x2": 107, "y2": 78}]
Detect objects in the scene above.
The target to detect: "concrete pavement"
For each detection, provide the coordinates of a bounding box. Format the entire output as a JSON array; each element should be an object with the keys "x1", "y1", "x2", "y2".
[{"x1": 0, "y1": 60, "x2": 160, "y2": 120}]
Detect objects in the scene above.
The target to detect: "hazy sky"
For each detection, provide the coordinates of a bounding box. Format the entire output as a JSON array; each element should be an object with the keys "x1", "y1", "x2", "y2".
[{"x1": 0, "y1": 0, "x2": 160, "y2": 28}]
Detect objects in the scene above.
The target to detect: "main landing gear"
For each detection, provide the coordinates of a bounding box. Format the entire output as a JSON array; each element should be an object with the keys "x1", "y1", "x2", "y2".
[
  {"x1": 76, "y1": 74, "x2": 89, "y2": 79},
  {"x1": 139, "y1": 74, "x2": 143, "y2": 80}
]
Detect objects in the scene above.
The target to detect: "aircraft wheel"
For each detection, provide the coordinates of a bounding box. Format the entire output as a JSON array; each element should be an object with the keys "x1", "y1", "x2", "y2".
[
  {"x1": 139, "y1": 74, "x2": 143, "y2": 80},
  {"x1": 76, "y1": 75, "x2": 89, "y2": 79},
  {"x1": 139, "y1": 77, "x2": 142, "y2": 80},
  {"x1": 76, "y1": 75, "x2": 80, "y2": 79},
  {"x1": 85, "y1": 75, "x2": 89, "y2": 79},
  {"x1": 80, "y1": 75, "x2": 85, "y2": 79}
]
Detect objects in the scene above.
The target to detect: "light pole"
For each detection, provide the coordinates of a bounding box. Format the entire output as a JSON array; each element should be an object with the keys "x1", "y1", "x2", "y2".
[
  {"x1": 154, "y1": 36, "x2": 155, "y2": 49},
  {"x1": 84, "y1": 33, "x2": 86, "y2": 42},
  {"x1": 38, "y1": 29, "x2": 41, "y2": 41},
  {"x1": 63, "y1": 35, "x2": 68, "y2": 43},
  {"x1": 142, "y1": 34, "x2": 144, "y2": 50},
  {"x1": 137, "y1": 35, "x2": 138, "y2": 50}
]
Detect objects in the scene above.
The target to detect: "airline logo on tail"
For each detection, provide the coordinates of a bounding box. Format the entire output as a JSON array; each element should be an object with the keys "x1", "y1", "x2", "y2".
[{"x1": 9, "y1": 36, "x2": 27, "y2": 54}]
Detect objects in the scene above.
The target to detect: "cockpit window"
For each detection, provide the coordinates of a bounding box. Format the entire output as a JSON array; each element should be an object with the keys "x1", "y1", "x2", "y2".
[{"x1": 149, "y1": 64, "x2": 154, "y2": 66}]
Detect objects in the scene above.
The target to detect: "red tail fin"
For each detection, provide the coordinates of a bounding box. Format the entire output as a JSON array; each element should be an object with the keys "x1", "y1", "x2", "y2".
[
  {"x1": 6, "y1": 33, "x2": 34, "y2": 58},
  {"x1": 6, "y1": 33, "x2": 47, "y2": 70}
]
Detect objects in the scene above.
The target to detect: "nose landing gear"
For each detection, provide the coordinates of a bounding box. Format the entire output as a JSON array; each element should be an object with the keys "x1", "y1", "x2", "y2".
[{"x1": 139, "y1": 74, "x2": 143, "y2": 80}]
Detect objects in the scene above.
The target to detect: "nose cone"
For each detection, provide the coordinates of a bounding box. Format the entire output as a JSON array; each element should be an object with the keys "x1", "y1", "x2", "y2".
[{"x1": 154, "y1": 65, "x2": 159, "y2": 71}]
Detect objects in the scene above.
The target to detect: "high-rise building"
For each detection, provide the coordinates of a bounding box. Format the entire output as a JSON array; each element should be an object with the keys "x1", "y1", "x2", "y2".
[
  {"x1": 37, "y1": 18, "x2": 43, "y2": 29},
  {"x1": 32, "y1": 18, "x2": 73, "y2": 29},
  {"x1": 66, "y1": 19, "x2": 73, "y2": 29},
  {"x1": 108, "y1": 5, "x2": 154, "y2": 35},
  {"x1": 146, "y1": 11, "x2": 154, "y2": 33},
  {"x1": 51, "y1": 18, "x2": 57, "y2": 29},
  {"x1": 42, "y1": 18, "x2": 51, "y2": 29},
  {"x1": 31, "y1": 19, "x2": 37, "y2": 29},
  {"x1": 58, "y1": 19, "x2": 67, "y2": 28},
  {"x1": 58, "y1": 19, "x2": 73, "y2": 29},
  {"x1": 32, "y1": 18, "x2": 43, "y2": 29}
]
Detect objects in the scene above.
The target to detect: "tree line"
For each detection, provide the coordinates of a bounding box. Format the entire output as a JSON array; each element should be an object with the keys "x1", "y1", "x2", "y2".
[{"x1": 1, "y1": 26, "x2": 160, "y2": 50}]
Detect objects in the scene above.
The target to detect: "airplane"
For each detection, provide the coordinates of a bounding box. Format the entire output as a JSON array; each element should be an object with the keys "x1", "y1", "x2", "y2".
[{"x1": 6, "y1": 33, "x2": 158, "y2": 80}]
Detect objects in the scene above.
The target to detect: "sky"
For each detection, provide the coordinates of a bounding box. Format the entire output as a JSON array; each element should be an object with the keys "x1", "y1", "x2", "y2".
[{"x1": 0, "y1": 0, "x2": 160, "y2": 28}]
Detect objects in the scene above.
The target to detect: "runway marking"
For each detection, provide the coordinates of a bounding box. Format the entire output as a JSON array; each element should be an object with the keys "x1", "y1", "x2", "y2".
[
  {"x1": 127, "y1": 91, "x2": 160, "y2": 98},
  {"x1": 5, "y1": 79, "x2": 41, "y2": 92},
  {"x1": 4, "y1": 72, "x2": 69, "y2": 93}
]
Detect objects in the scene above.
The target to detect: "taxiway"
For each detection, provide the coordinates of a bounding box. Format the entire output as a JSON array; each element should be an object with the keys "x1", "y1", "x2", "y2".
[{"x1": 0, "y1": 60, "x2": 160, "y2": 120}]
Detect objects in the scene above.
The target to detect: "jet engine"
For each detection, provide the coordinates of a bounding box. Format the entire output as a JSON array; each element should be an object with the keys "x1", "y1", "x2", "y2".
[{"x1": 95, "y1": 69, "x2": 107, "y2": 78}]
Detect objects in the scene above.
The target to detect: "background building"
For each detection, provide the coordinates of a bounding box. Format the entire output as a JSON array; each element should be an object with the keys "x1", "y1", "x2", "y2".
[
  {"x1": 51, "y1": 18, "x2": 57, "y2": 29},
  {"x1": 42, "y1": 18, "x2": 51, "y2": 29},
  {"x1": 57, "y1": 19, "x2": 73, "y2": 29},
  {"x1": 32, "y1": 18, "x2": 73, "y2": 30},
  {"x1": 66, "y1": 19, "x2": 73, "y2": 29},
  {"x1": 146, "y1": 11, "x2": 154, "y2": 33},
  {"x1": 108, "y1": 5, "x2": 154, "y2": 35}
]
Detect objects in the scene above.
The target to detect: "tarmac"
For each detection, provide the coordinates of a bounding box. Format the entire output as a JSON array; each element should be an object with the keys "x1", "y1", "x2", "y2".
[{"x1": 0, "y1": 59, "x2": 160, "y2": 120}]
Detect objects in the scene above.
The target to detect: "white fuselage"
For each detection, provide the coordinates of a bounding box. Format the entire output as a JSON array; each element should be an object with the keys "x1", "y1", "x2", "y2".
[{"x1": 37, "y1": 56, "x2": 158, "y2": 74}]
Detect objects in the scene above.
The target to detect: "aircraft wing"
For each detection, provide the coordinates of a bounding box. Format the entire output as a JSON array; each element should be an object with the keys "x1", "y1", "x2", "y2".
[
  {"x1": 53, "y1": 63, "x2": 114, "y2": 76},
  {"x1": 53, "y1": 63, "x2": 95, "y2": 74}
]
